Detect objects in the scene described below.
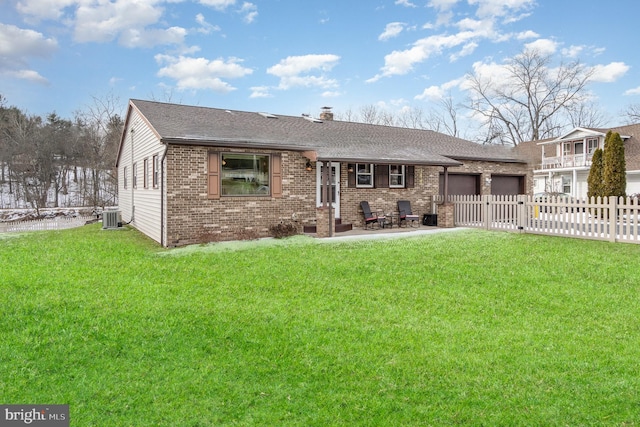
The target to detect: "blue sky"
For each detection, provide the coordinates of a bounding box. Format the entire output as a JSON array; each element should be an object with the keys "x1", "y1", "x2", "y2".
[{"x1": 1, "y1": 0, "x2": 639, "y2": 137}]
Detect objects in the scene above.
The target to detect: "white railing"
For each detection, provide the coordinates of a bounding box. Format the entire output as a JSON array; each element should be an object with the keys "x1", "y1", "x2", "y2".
[
  {"x1": 541, "y1": 154, "x2": 592, "y2": 169},
  {"x1": 436, "y1": 195, "x2": 640, "y2": 244},
  {"x1": 0, "y1": 216, "x2": 94, "y2": 233}
]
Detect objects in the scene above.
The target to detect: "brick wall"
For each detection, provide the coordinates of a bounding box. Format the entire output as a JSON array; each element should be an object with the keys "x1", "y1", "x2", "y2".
[
  {"x1": 166, "y1": 145, "x2": 317, "y2": 246},
  {"x1": 165, "y1": 144, "x2": 531, "y2": 245}
]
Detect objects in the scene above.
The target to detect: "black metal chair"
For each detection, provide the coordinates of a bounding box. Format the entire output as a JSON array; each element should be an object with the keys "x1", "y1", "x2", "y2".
[
  {"x1": 397, "y1": 200, "x2": 420, "y2": 227},
  {"x1": 360, "y1": 201, "x2": 383, "y2": 229}
]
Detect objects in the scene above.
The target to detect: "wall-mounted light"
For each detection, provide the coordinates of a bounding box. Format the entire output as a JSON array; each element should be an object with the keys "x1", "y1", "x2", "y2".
[
  {"x1": 305, "y1": 160, "x2": 312, "y2": 171},
  {"x1": 485, "y1": 177, "x2": 492, "y2": 185},
  {"x1": 347, "y1": 165, "x2": 354, "y2": 173}
]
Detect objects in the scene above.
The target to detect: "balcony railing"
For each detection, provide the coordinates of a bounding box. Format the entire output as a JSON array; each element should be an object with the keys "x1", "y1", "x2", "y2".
[{"x1": 541, "y1": 154, "x2": 592, "y2": 169}]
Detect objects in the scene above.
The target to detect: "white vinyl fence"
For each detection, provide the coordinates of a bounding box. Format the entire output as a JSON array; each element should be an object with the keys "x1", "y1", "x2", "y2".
[
  {"x1": 435, "y1": 195, "x2": 640, "y2": 244},
  {"x1": 0, "y1": 216, "x2": 94, "y2": 233}
]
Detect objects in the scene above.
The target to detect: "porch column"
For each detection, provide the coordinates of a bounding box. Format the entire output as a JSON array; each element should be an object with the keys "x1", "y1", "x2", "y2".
[
  {"x1": 443, "y1": 166, "x2": 449, "y2": 203},
  {"x1": 438, "y1": 166, "x2": 455, "y2": 228},
  {"x1": 316, "y1": 160, "x2": 334, "y2": 238}
]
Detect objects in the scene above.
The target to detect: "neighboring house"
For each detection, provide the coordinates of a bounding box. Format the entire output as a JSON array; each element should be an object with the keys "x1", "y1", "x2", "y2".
[
  {"x1": 115, "y1": 99, "x2": 530, "y2": 246},
  {"x1": 517, "y1": 123, "x2": 640, "y2": 197}
]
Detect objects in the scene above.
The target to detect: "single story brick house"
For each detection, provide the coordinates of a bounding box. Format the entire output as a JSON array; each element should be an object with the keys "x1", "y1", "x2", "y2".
[{"x1": 115, "y1": 99, "x2": 530, "y2": 246}]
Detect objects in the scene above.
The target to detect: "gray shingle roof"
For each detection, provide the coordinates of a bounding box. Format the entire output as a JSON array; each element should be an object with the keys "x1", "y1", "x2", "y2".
[{"x1": 128, "y1": 99, "x2": 524, "y2": 166}]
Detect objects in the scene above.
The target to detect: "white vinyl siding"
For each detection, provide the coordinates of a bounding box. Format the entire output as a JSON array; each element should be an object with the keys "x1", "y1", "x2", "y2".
[{"x1": 118, "y1": 108, "x2": 165, "y2": 245}]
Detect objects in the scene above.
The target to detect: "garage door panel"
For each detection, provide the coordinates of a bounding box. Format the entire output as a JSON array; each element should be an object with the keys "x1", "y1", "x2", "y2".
[
  {"x1": 439, "y1": 174, "x2": 479, "y2": 195},
  {"x1": 491, "y1": 175, "x2": 524, "y2": 195}
]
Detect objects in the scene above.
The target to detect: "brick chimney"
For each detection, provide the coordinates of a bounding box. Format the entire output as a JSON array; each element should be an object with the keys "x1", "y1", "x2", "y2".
[{"x1": 319, "y1": 106, "x2": 333, "y2": 121}]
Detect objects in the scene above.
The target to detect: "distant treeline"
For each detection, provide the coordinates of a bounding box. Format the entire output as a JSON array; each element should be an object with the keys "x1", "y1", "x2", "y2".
[{"x1": 0, "y1": 94, "x2": 123, "y2": 211}]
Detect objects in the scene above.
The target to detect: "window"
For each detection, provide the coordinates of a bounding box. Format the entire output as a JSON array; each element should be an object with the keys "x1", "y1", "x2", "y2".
[
  {"x1": 152, "y1": 155, "x2": 159, "y2": 188},
  {"x1": 356, "y1": 163, "x2": 374, "y2": 188},
  {"x1": 389, "y1": 165, "x2": 405, "y2": 188},
  {"x1": 562, "y1": 175, "x2": 571, "y2": 194},
  {"x1": 221, "y1": 153, "x2": 270, "y2": 195},
  {"x1": 123, "y1": 166, "x2": 128, "y2": 189},
  {"x1": 132, "y1": 163, "x2": 137, "y2": 189},
  {"x1": 587, "y1": 138, "x2": 598, "y2": 154},
  {"x1": 143, "y1": 158, "x2": 149, "y2": 188},
  {"x1": 563, "y1": 142, "x2": 571, "y2": 156}
]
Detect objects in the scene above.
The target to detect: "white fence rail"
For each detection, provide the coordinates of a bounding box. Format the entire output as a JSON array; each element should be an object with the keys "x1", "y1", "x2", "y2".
[
  {"x1": 0, "y1": 216, "x2": 94, "y2": 233},
  {"x1": 436, "y1": 195, "x2": 640, "y2": 244}
]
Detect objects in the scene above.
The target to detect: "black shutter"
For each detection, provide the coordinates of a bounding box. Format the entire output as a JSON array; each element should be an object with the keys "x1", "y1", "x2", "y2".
[
  {"x1": 347, "y1": 164, "x2": 356, "y2": 187},
  {"x1": 406, "y1": 165, "x2": 415, "y2": 188},
  {"x1": 375, "y1": 164, "x2": 389, "y2": 188}
]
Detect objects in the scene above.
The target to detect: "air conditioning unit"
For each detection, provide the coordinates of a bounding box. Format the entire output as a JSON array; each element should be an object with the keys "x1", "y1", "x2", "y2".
[{"x1": 103, "y1": 210, "x2": 122, "y2": 229}]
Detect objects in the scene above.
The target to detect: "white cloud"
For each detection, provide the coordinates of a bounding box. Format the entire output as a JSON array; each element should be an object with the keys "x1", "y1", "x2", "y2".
[
  {"x1": 379, "y1": 22, "x2": 405, "y2": 41},
  {"x1": 415, "y1": 85, "x2": 445, "y2": 101},
  {"x1": 589, "y1": 62, "x2": 630, "y2": 83},
  {"x1": 562, "y1": 45, "x2": 584, "y2": 58},
  {"x1": 516, "y1": 30, "x2": 538, "y2": 40},
  {"x1": 0, "y1": 24, "x2": 57, "y2": 83},
  {"x1": 468, "y1": 0, "x2": 535, "y2": 19},
  {"x1": 321, "y1": 91, "x2": 341, "y2": 98},
  {"x1": 0, "y1": 23, "x2": 58, "y2": 58},
  {"x1": 15, "y1": 0, "x2": 76, "y2": 21},
  {"x1": 267, "y1": 54, "x2": 340, "y2": 90},
  {"x1": 415, "y1": 77, "x2": 464, "y2": 100},
  {"x1": 73, "y1": 0, "x2": 165, "y2": 44},
  {"x1": 4, "y1": 69, "x2": 49, "y2": 84},
  {"x1": 196, "y1": 13, "x2": 221, "y2": 34},
  {"x1": 428, "y1": 0, "x2": 458, "y2": 11},
  {"x1": 624, "y1": 87, "x2": 640, "y2": 96},
  {"x1": 395, "y1": 0, "x2": 417, "y2": 7},
  {"x1": 156, "y1": 55, "x2": 253, "y2": 92},
  {"x1": 524, "y1": 38, "x2": 558, "y2": 55},
  {"x1": 119, "y1": 27, "x2": 187, "y2": 48},
  {"x1": 250, "y1": 86, "x2": 272, "y2": 98},
  {"x1": 239, "y1": 2, "x2": 258, "y2": 23},
  {"x1": 368, "y1": 31, "x2": 475, "y2": 81},
  {"x1": 449, "y1": 41, "x2": 478, "y2": 61},
  {"x1": 198, "y1": 0, "x2": 236, "y2": 11}
]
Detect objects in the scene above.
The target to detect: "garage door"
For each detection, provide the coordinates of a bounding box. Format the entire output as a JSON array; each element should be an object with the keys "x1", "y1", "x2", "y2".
[
  {"x1": 491, "y1": 175, "x2": 524, "y2": 195},
  {"x1": 439, "y1": 174, "x2": 480, "y2": 195}
]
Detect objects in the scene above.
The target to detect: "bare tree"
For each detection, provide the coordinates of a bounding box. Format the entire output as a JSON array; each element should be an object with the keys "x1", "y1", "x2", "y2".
[
  {"x1": 465, "y1": 48, "x2": 594, "y2": 146},
  {"x1": 566, "y1": 101, "x2": 609, "y2": 128},
  {"x1": 623, "y1": 103, "x2": 640, "y2": 124},
  {"x1": 74, "y1": 93, "x2": 124, "y2": 207}
]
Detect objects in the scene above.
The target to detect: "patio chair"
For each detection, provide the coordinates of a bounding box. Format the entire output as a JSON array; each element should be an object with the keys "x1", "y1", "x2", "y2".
[
  {"x1": 360, "y1": 201, "x2": 384, "y2": 229},
  {"x1": 397, "y1": 200, "x2": 420, "y2": 227}
]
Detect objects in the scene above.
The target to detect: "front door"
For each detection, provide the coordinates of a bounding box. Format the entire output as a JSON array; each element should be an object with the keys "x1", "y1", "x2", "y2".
[{"x1": 316, "y1": 162, "x2": 340, "y2": 217}]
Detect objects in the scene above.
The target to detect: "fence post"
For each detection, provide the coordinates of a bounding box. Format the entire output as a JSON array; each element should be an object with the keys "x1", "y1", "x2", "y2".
[
  {"x1": 517, "y1": 195, "x2": 527, "y2": 233},
  {"x1": 483, "y1": 194, "x2": 490, "y2": 230},
  {"x1": 609, "y1": 196, "x2": 617, "y2": 242}
]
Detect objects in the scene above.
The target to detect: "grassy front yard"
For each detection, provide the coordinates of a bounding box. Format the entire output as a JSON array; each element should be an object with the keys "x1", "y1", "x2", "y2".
[{"x1": 1, "y1": 225, "x2": 639, "y2": 426}]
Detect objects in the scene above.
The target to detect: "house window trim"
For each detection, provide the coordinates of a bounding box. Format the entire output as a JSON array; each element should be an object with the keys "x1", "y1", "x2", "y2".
[
  {"x1": 143, "y1": 158, "x2": 149, "y2": 189},
  {"x1": 152, "y1": 154, "x2": 159, "y2": 189},
  {"x1": 356, "y1": 163, "x2": 374, "y2": 188},
  {"x1": 587, "y1": 138, "x2": 599, "y2": 154},
  {"x1": 220, "y1": 152, "x2": 272, "y2": 197},
  {"x1": 123, "y1": 166, "x2": 128, "y2": 189},
  {"x1": 389, "y1": 165, "x2": 405, "y2": 188}
]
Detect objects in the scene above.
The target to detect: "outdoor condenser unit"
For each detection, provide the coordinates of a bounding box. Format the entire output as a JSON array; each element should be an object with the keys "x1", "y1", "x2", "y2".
[{"x1": 103, "y1": 210, "x2": 122, "y2": 229}]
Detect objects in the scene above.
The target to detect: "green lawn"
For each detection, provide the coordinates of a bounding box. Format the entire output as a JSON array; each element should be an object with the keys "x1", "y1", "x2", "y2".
[{"x1": 1, "y1": 225, "x2": 639, "y2": 426}]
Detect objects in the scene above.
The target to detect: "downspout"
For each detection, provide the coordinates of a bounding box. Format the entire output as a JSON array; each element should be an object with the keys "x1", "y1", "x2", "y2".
[{"x1": 160, "y1": 143, "x2": 169, "y2": 247}]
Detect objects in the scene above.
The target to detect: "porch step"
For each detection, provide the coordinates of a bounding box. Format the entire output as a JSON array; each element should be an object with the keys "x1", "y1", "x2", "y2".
[{"x1": 303, "y1": 219, "x2": 352, "y2": 234}]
